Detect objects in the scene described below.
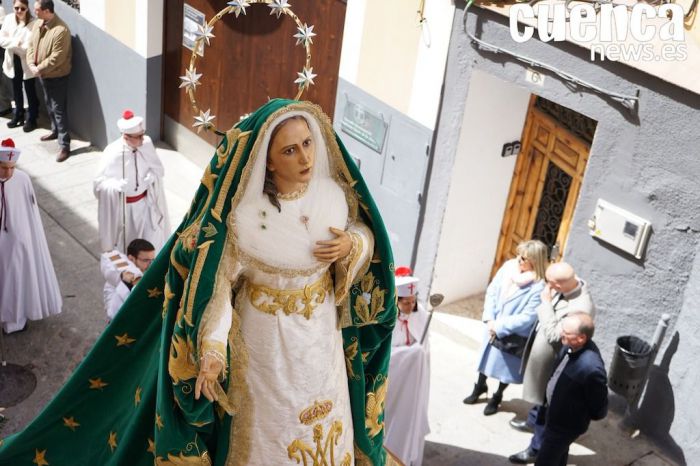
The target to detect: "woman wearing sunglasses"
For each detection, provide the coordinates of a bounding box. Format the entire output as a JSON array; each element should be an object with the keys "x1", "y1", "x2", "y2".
[{"x1": 0, "y1": 0, "x2": 39, "y2": 132}]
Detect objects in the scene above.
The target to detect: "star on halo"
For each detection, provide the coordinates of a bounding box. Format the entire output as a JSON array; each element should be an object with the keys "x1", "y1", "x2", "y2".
[
  {"x1": 294, "y1": 67, "x2": 317, "y2": 90},
  {"x1": 293, "y1": 23, "x2": 316, "y2": 46},
  {"x1": 227, "y1": 0, "x2": 250, "y2": 17},
  {"x1": 179, "y1": 67, "x2": 202, "y2": 91},
  {"x1": 195, "y1": 23, "x2": 215, "y2": 47},
  {"x1": 269, "y1": 0, "x2": 291, "y2": 19},
  {"x1": 193, "y1": 109, "x2": 216, "y2": 133}
]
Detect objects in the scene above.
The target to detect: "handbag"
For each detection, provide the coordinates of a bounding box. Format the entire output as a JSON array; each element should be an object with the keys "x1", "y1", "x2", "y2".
[{"x1": 490, "y1": 333, "x2": 528, "y2": 358}]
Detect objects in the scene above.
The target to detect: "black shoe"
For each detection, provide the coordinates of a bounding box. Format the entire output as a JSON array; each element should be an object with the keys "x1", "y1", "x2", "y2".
[
  {"x1": 509, "y1": 419, "x2": 534, "y2": 433},
  {"x1": 463, "y1": 383, "x2": 488, "y2": 404},
  {"x1": 56, "y1": 148, "x2": 70, "y2": 163},
  {"x1": 23, "y1": 120, "x2": 37, "y2": 133},
  {"x1": 508, "y1": 447, "x2": 538, "y2": 464},
  {"x1": 0, "y1": 107, "x2": 12, "y2": 117},
  {"x1": 6, "y1": 117, "x2": 24, "y2": 128},
  {"x1": 483, "y1": 393, "x2": 503, "y2": 415}
]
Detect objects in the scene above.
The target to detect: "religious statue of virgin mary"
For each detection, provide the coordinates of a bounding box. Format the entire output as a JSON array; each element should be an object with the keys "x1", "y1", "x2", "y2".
[{"x1": 0, "y1": 99, "x2": 396, "y2": 466}]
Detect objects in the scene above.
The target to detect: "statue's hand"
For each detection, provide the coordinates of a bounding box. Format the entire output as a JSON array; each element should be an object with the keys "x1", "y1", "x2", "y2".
[
  {"x1": 194, "y1": 353, "x2": 223, "y2": 402},
  {"x1": 313, "y1": 227, "x2": 352, "y2": 263}
]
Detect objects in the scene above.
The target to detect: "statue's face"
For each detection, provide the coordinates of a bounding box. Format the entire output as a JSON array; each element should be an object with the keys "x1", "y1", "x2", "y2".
[
  {"x1": 0, "y1": 162, "x2": 15, "y2": 181},
  {"x1": 266, "y1": 118, "x2": 315, "y2": 194}
]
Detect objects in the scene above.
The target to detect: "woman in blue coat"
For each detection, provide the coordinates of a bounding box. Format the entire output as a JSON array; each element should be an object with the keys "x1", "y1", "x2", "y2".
[{"x1": 464, "y1": 240, "x2": 549, "y2": 415}]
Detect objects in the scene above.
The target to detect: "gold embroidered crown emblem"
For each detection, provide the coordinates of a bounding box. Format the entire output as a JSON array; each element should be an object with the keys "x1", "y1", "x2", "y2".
[{"x1": 299, "y1": 400, "x2": 333, "y2": 426}]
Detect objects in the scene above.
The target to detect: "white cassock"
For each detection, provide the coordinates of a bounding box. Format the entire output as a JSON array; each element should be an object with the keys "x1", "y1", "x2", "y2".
[
  {"x1": 93, "y1": 136, "x2": 170, "y2": 252},
  {"x1": 0, "y1": 169, "x2": 62, "y2": 333},
  {"x1": 100, "y1": 250, "x2": 142, "y2": 320},
  {"x1": 385, "y1": 303, "x2": 431, "y2": 466}
]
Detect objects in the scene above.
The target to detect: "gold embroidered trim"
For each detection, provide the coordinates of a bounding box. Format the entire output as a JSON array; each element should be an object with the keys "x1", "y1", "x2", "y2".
[
  {"x1": 344, "y1": 337, "x2": 360, "y2": 381},
  {"x1": 234, "y1": 242, "x2": 327, "y2": 278},
  {"x1": 196, "y1": 228, "x2": 240, "y2": 374},
  {"x1": 155, "y1": 452, "x2": 212, "y2": 466},
  {"x1": 168, "y1": 334, "x2": 198, "y2": 385},
  {"x1": 170, "y1": 247, "x2": 190, "y2": 281},
  {"x1": 247, "y1": 272, "x2": 333, "y2": 320},
  {"x1": 183, "y1": 240, "x2": 214, "y2": 328},
  {"x1": 225, "y1": 309, "x2": 252, "y2": 466},
  {"x1": 277, "y1": 182, "x2": 309, "y2": 200},
  {"x1": 287, "y1": 420, "x2": 351, "y2": 466},
  {"x1": 212, "y1": 130, "x2": 251, "y2": 221},
  {"x1": 299, "y1": 400, "x2": 334, "y2": 426},
  {"x1": 216, "y1": 128, "x2": 241, "y2": 169},
  {"x1": 365, "y1": 376, "x2": 388, "y2": 439},
  {"x1": 353, "y1": 271, "x2": 387, "y2": 327}
]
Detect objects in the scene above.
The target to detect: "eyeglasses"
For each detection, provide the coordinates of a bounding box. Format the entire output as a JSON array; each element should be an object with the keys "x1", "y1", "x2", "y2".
[
  {"x1": 125, "y1": 133, "x2": 145, "y2": 139},
  {"x1": 14, "y1": 6, "x2": 27, "y2": 11}
]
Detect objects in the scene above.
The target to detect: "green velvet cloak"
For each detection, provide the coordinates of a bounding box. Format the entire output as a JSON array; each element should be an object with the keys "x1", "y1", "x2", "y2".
[{"x1": 0, "y1": 99, "x2": 396, "y2": 466}]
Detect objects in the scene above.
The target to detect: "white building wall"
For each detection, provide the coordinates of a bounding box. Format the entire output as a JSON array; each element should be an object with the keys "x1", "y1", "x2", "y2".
[
  {"x1": 431, "y1": 70, "x2": 530, "y2": 303},
  {"x1": 339, "y1": 0, "x2": 453, "y2": 129}
]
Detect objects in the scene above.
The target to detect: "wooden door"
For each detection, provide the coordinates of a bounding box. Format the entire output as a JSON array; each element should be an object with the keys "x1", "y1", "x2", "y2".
[
  {"x1": 492, "y1": 96, "x2": 594, "y2": 275},
  {"x1": 163, "y1": 0, "x2": 346, "y2": 146}
]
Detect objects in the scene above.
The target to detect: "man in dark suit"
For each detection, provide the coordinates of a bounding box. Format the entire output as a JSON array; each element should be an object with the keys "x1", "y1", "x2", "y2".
[{"x1": 511, "y1": 311, "x2": 608, "y2": 465}]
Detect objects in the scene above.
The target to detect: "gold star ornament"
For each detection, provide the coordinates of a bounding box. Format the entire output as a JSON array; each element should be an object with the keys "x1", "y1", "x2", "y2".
[
  {"x1": 89, "y1": 378, "x2": 108, "y2": 390},
  {"x1": 155, "y1": 413, "x2": 164, "y2": 431},
  {"x1": 33, "y1": 449, "x2": 49, "y2": 466},
  {"x1": 63, "y1": 416, "x2": 80, "y2": 431},
  {"x1": 147, "y1": 438, "x2": 156, "y2": 454},
  {"x1": 108, "y1": 431, "x2": 118, "y2": 452},
  {"x1": 147, "y1": 287, "x2": 163, "y2": 298},
  {"x1": 115, "y1": 333, "x2": 136, "y2": 347},
  {"x1": 134, "y1": 386, "x2": 142, "y2": 406}
]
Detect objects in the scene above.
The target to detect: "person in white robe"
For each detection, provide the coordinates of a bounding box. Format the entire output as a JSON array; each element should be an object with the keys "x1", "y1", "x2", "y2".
[
  {"x1": 100, "y1": 238, "x2": 155, "y2": 320},
  {"x1": 93, "y1": 110, "x2": 170, "y2": 253},
  {"x1": 385, "y1": 268, "x2": 431, "y2": 466},
  {"x1": 0, "y1": 138, "x2": 62, "y2": 333}
]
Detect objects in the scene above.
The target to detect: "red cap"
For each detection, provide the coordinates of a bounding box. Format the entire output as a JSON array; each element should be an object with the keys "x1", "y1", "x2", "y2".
[
  {"x1": 395, "y1": 266, "x2": 412, "y2": 277},
  {"x1": 122, "y1": 110, "x2": 134, "y2": 120}
]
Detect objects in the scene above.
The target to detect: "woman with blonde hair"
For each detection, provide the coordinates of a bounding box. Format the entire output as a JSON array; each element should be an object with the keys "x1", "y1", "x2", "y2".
[
  {"x1": 0, "y1": 0, "x2": 38, "y2": 131},
  {"x1": 463, "y1": 239, "x2": 549, "y2": 415}
]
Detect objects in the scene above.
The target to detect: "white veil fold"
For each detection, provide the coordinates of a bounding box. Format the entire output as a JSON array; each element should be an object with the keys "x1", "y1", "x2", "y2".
[{"x1": 232, "y1": 109, "x2": 348, "y2": 271}]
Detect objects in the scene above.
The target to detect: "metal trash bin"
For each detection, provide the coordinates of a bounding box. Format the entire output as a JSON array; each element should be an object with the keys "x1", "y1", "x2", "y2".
[{"x1": 608, "y1": 335, "x2": 652, "y2": 402}]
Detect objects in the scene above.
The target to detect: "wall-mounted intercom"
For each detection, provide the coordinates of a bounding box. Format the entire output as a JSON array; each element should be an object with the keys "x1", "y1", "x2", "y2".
[{"x1": 587, "y1": 199, "x2": 651, "y2": 259}]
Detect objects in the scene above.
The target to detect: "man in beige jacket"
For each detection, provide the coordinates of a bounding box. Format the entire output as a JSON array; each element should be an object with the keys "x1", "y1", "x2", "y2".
[
  {"x1": 509, "y1": 262, "x2": 595, "y2": 464},
  {"x1": 26, "y1": 0, "x2": 72, "y2": 162}
]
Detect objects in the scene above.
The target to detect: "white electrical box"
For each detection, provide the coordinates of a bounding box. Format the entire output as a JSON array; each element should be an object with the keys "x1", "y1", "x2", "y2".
[{"x1": 587, "y1": 199, "x2": 651, "y2": 259}]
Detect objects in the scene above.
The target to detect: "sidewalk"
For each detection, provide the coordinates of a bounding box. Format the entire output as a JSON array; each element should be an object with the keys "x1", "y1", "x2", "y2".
[
  {"x1": 0, "y1": 120, "x2": 678, "y2": 465},
  {"x1": 424, "y1": 310, "x2": 677, "y2": 465}
]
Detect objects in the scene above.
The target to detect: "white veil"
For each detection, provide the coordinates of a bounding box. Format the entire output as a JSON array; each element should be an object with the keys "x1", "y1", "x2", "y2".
[{"x1": 232, "y1": 109, "x2": 349, "y2": 270}]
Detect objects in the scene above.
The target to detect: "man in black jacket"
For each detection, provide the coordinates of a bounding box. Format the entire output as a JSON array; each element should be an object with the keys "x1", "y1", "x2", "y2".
[{"x1": 511, "y1": 311, "x2": 608, "y2": 464}]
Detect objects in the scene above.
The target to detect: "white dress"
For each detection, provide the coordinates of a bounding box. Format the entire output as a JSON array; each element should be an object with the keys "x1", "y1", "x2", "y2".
[
  {"x1": 199, "y1": 111, "x2": 374, "y2": 465},
  {"x1": 93, "y1": 136, "x2": 170, "y2": 252},
  {"x1": 0, "y1": 169, "x2": 62, "y2": 333},
  {"x1": 385, "y1": 303, "x2": 431, "y2": 466}
]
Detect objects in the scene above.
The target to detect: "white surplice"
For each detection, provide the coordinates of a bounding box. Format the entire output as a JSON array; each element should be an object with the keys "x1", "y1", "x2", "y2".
[
  {"x1": 198, "y1": 110, "x2": 374, "y2": 465},
  {"x1": 0, "y1": 169, "x2": 62, "y2": 333},
  {"x1": 99, "y1": 250, "x2": 141, "y2": 320},
  {"x1": 93, "y1": 136, "x2": 170, "y2": 252},
  {"x1": 385, "y1": 303, "x2": 431, "y2": 466}
]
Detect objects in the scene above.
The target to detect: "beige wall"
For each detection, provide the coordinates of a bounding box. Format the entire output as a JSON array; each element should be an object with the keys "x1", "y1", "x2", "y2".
[
  {"x1": 105, "y1": 0, "x2": 136, "y2": 51},
  {"x1": 75, "y1": 0, "x2": 163, "y2": 58},
  {"x1": 356, "y1": 0, "x2": 421, "y2": 115}
]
